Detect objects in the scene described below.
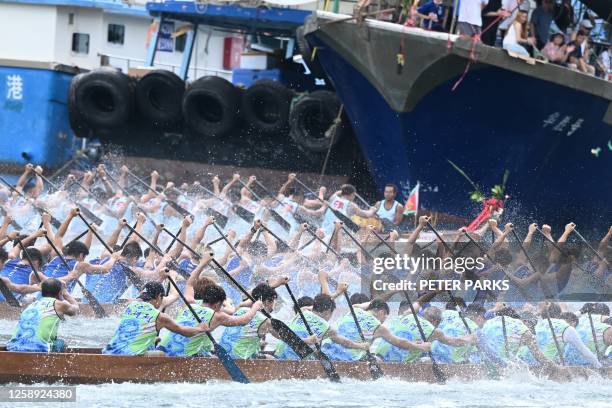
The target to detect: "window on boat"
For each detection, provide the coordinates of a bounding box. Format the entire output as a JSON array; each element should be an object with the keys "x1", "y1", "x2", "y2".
[
  {"x1": 108, "y1": 24, "x2": 125, "y2": 45},
  {"x1": 72, "y1": 33, "x2": 90, "y2": 54},
  {"x1": 175, "y1": 34, "x2": 186, "y2": 53}
]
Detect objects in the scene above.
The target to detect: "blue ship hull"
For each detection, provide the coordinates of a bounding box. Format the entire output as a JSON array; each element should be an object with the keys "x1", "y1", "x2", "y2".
[
  {"x1": 0, "y1": 66, "x2": 76, "y2": 168},
  {"x1": 308, "y1": 30, "x2": 612, "y2": 231}
]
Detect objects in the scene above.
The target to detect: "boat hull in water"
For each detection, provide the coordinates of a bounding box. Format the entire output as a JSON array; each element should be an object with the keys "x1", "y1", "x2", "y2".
[
  {"x1": 306, "y1": 14, "x2": 612, "y2": 232},
  {"x1": 1, "y1": 348, "x2": 608, "y2": 384}
]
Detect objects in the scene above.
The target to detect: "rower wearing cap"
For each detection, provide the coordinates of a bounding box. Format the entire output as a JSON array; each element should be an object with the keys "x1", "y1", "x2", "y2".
[
  {"x1": 6, "y1": 278, "x2": 79, "y2": 352},
  {"x1": 103, "y1": 281, "x2": 210, "y2": 356}
]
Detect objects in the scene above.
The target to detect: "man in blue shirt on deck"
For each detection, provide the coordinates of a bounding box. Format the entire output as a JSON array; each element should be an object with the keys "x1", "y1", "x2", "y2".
[{"x1": 416, "y1": 0, "x2": 448, "y2": 32}]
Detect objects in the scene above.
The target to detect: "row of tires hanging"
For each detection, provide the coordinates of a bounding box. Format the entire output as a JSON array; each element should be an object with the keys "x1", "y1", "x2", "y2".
[{"x1": 68, "y1": 67, "x2": 349, "y2": 152}]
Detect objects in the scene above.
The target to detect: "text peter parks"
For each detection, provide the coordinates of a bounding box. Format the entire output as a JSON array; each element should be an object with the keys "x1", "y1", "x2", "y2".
[{"x1": 370, "y1": 255, "x2": 510, "y2": 292}]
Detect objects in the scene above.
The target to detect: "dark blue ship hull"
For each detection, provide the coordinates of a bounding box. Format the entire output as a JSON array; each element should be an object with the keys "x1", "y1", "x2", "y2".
[{"x1": 308, "y1": 25, "x2": 612, "y2": 232}]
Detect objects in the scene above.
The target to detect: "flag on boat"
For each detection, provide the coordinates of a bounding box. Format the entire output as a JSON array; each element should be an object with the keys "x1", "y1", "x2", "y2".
[{"x1": 403, "y1": 183, "x2": 419, "y2": 215}]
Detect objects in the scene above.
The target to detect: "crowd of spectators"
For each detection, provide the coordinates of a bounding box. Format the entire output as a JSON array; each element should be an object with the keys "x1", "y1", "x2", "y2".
[{"x1": 409, "y1": 0, "x2": 611, "y2": 79}]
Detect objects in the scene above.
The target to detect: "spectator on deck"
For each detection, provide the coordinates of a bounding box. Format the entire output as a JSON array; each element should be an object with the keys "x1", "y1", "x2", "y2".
[
  {"x1": 567, "y1": 31, "x2": 595, "y2": 75},
  {"x1": 498, "y1": 0, "x2": 527, "y2": 40},
  {"x1": 456, "y1": 0, "x2": 489, "y2": 37},
  {"x1": 416, "y1": 0, "x2": 449, "y2": 32},
  {"x1": 541, "y1": 33, "x2": 574, "y2": 65},
  {"x1": 481, "y1": 0, "x2": 511, "y2": 46},
  {"x1": 502, "y1": 10, "x2": 535, "y2": 57},
  {"x1": 553, "y1": 0, "x2": 574, "y2": 34},
  {"x1": 530, "y1": 0, "x2": 554, "y2": 50},
  {"x1": 596, "y1": 43, "x2": 611, "y2": 80}
]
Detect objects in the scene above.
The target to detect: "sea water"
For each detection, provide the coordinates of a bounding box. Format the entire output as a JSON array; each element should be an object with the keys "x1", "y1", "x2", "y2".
[{"x1": 0, "y1": 374, "x2": 611, "y2": 408}]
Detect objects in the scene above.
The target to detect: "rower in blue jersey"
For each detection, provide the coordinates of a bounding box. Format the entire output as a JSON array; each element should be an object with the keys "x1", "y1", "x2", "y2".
[
  {"x1": 6, "y1": 278, "x2": 79, "y2": 352},
  {"x1": 321, "y1": 297, "x2": 430, "y2": 361},
  {"x1": 85, "y1": 241, "x2": 144, "y2": 304},
  {"x1": 275, "y1": 292, "x2": 370, "y2": 360}
]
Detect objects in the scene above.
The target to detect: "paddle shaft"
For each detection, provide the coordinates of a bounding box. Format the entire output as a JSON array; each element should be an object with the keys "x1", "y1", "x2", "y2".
[
  {"x1": 36, "y1": 171, "x2": 102, "y2": 226},
  {"x1": 305, "y1": 227, "x2": 341, "y2": 259},
  {"x1": 587, "y1": 311, "x2": 603, "y2": 362},
  {"x1": 16, "y1": 238, "x2": 43, "y2": 283},
  {"x1": 239, "y1": 179, "x2": 290, "y2": 230},
  {"x1": 42, "y1": 234, "x2": 107, "y2": 319},
  {"x1": 294, "y1": 177, "x2": 360, "y2": 232},
  {"x1": 0, "y1": 176, "x2": 61, "y2": 229},
  {"x1": 76, "y1": 213, "x2": 144, "y2": 290},
  {"x1": 401, "y1": 290, "x2": 446, "y2": 383},
  {"x1": 340, "y1": 225, "x2": 374, "y2": 261},
  {"x1": 574, "y1": 228, "x2": 606, "y2": 263},
  {"x1": 535, "y1": 228, "x2": 589, "y2": 274},
  {"x1": 119, "y1": 221, "x2": 137, "y2": 250}
]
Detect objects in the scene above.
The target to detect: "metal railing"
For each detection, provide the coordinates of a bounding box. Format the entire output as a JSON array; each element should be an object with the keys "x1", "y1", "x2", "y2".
[{"x1": 98, "y1": 53, "x2": 232, "y2": 81}]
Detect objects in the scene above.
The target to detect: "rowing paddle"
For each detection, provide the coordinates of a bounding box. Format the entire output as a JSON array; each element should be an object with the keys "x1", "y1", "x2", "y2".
[
  {"x1": 0, "y1": 176, "x2": 61, "y2": 229},
  {"x1": 0, "y1": 278, "x2": 21, "y2": 307},
  {"x1": 77, "y1": 213, "x2": 144, "y2": 291},
  {"x1": 284, "y1": 283, "x2": 341, "y2": 382},
  {"x1": 0, "y1": 206, "x2": 22, "y2": 231},
  {"x1": 35, "y1": 170, "x2": 103, "y2": 226},
  {"x1": 198, "y1": 244, "x2": 314, "y2": 359},
  {"x1": 124, "y1": 169, "x2": 194, "y2": 220},
  {"x1": 43, "y1": 234, "x2": 107, "y2": 318},
  {"x1": 343, "y1": 291, "x2": 383, "y2": 380},
  {"x1": 239, "y1": 179, "x2": 290, "y2": 232},
  {"x1": 165, "y1": 273, "x2": 249, "y2": 383},
  {"x1": 294, "y1": 177, "x2": 360, "y2": 232}
]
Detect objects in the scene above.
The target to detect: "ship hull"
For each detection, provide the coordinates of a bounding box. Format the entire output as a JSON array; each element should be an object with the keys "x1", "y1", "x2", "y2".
[
  {"x1": 0, "y1": 64, "x2": 76, "y2": 169},
  {"x1": 307, "y1": 16, "x2": 612, "y2": 231}
]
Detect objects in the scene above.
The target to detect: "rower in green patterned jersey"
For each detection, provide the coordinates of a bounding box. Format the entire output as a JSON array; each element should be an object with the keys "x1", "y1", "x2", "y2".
[
  {"x1": 157, "y1": 254, "x2": 263, "y2": 357},
  {"x1": 103, "y1": 281, "x2": 210, "y2": 356},
  {"x1": 220, "y1": 276, "x2": 296, "y2": 359},
  {"x1": 7, "y1": 278, "x2": 79, "y2": 352}
]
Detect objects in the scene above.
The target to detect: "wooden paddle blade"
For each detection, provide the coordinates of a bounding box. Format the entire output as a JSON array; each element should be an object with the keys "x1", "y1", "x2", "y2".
[
  {"x1": 270, "y1": 318, "x2": 314, "y2": 359},
  {"x1": 119, "y1": 264, "x2": 144, "y2": 291},
  {"x1": 77, "y1": 282, "x2": 107, "y2": 318},
  {"x1": 77, "y1": 204, "x2": 103, "y2": 226},
  {"x1": 167, "y1": 200, "x2": 192, "y2": 218},
  {"x1": 232, "y1": 205, "x2": 255, "y2": 223},
  {"x1": 0, "y1": 279, "x2": 21, "y2": 307},
  {"x1": 315, "y1": 350, "x2": 341, "y2": 382},
  {"x1": 213, "y1": 342, "x2": 250, "y2": 383},
  {"x1": 206, "y1": 208, "x2": 228, "y2": 229},
  {"x1": 431, "y1": 359, "x2": 446, "y2": 384},
  {"x1": 269, "y1": 210, "x2": 291, "y2": 231},
  {"x1": 366, "y1": 352, "x2": 384, "y2": 380}
]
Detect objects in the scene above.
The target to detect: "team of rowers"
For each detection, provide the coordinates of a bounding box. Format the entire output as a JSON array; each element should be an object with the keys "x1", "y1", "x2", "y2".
[{"x1": 0, "y1": 163, "x2": 610, "y2": 381}]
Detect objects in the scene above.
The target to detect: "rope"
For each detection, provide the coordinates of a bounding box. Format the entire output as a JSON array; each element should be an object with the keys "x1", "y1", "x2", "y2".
[
  {"x1": 450, "y1": 4, "x2": 521, "y2": 91},
  {"x1": 318, "y1": 104, "x2": 344, "y2": 185}
]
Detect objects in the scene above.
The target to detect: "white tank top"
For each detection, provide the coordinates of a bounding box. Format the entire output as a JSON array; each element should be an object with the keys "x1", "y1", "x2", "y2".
[
  {"x1": 322, "y1": 195, "x2": 350, "y2": 229},
  {"x1": 376, "y1": 200, "x2": 399, "y2": 222},
  {"x1": 503, "y1": 23, "x2": 519, "y2": 47},
  {"x1": 279, "y1": 196, "x2": 299, "y2": 218}
]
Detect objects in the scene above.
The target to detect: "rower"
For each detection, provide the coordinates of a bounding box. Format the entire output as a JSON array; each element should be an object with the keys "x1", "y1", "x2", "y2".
[
  {"x1": 219, "y1": 277, "x2": 290, "y2": 359},
  {"x1": 274, "y1": 291, "x2": 369, "y2": 360},
  {"x1": 371, "y1": 184, "x2": 404, "y2": 230},
  {"x1": 563, "y1": 303, "x2": 611, "y2": 366},
  {"x1": 321, "y1": 298, "x2": 431, "y2": 362},
  {"x1": 431, "y1": 302, "x2": 485, "y2": 364},
  {"x1": 156, "y1": 255, "x2": 263, "y2": 356},
  {"x1": 321, "y1": 184, "x2": 376, "y2": 233},
  {"x1": 103, "y1": 281, "x2": 210, "y2": 356},
  {"x1": 480, "y1": 307, "x2": 568, "y2": 375},
  {"x1": 6, "y1": 278, "x2": 79, "y2": 352},
  {"x1": 516, "y1": 305, "x2": 601, "y2": 368},
  {"x1": 373, "y1": 305, "x2": 475, "y2": 363}
]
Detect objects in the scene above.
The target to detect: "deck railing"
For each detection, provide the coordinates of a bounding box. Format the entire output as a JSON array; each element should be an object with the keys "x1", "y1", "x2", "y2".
[{"x1": 98, "y1": 53, "x2": 232, "y2": 81}]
